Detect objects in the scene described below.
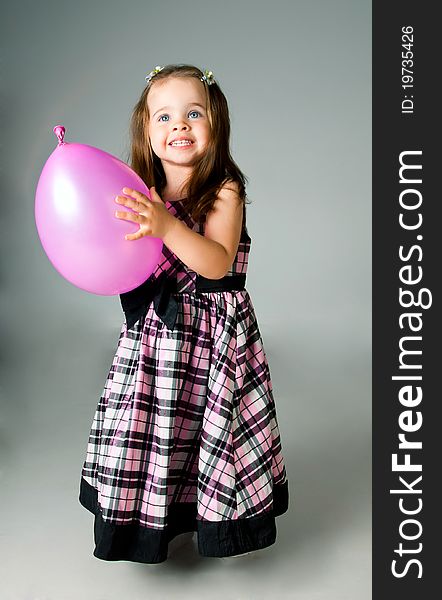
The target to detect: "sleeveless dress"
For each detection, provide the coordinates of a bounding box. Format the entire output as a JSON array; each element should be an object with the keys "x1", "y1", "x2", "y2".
[{"x1": 79, "y1": 197, "x2": 289, "y2": 563}]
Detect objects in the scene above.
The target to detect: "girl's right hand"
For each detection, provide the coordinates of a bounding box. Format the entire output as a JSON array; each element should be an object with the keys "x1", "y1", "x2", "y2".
[{"x1": 115, "y1": 186, "x2": 177, "y2": 241}]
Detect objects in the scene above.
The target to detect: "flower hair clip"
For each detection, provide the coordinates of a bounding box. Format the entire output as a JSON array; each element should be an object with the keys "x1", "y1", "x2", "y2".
[
  {"x1": 201, "y1": 69, "x2": 215, "y2": 85},
  {"x1": 145, "y1": 65, "x2": 164, "y2": 83},
  {"x1": 144, "y1": 65, "x2": 216, "y2": 86}
]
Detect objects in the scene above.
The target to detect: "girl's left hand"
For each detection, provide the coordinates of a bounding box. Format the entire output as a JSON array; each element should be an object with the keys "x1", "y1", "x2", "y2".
[{"x1": 114, "y1": 186, "x2": 176, "y2": 241}]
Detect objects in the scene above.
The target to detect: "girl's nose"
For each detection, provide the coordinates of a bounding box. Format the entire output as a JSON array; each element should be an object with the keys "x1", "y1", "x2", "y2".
[{"x1": 173, "y1": 122, "x2": 189, "y2": 130}]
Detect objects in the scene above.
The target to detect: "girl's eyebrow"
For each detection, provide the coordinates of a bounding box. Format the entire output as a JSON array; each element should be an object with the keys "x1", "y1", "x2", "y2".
[{"x1": 152, "y1": 102, "x2": 206, "y2": 118}]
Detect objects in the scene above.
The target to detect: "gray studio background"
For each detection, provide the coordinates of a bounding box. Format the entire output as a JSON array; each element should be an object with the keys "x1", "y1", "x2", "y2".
[{"x1": 1, "y1": 1, "x2": 371, "y2": 599}]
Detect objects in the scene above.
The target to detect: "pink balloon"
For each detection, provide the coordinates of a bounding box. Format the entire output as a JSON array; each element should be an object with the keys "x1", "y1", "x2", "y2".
[{"x1": 35, "y1": 125, "x2": 163, "y2": 295}]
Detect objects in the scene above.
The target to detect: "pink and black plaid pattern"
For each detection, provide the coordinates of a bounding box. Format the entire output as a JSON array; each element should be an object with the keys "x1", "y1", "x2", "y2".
[
  {"x1": 149, "y1": 199, "x2": 251, "y2": 292},
  {"x1": 79, "y1": 198, "x2": 289, "y2": 562}
]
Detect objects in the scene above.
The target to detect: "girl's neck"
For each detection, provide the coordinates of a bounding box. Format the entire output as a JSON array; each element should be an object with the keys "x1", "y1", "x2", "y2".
[
  {"x1": 161, "y1": 183, "x2": 188, "y2": 202},
  {"x1": 160, "y1": 165, "x2": 191, "y2": 202}
]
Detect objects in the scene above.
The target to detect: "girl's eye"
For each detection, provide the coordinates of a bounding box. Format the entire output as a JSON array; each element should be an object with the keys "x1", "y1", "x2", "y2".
[{"x1": 158, "y1": 110, "x2": 201, "y2": 122}]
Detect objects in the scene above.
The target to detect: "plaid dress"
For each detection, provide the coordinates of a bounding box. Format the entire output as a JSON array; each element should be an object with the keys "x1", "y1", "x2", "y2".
[{"x1": 79, "y1": 197, "x2": 289, "y2": 563}]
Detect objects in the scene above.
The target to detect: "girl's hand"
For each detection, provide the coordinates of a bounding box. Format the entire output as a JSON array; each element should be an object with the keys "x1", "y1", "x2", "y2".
[{"x1": 114, "y1": 186, "x2": 177, "y2": 241}]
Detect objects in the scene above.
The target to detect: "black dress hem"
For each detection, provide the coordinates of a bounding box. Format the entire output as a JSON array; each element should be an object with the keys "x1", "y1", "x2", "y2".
[{"x1": 79, "y1": 476, "x2": 289, "y2": 563}]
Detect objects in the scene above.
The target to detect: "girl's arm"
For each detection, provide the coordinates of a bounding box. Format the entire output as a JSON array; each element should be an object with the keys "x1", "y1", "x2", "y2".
[{"x1": 163, "y1": 183, "x2": 243, "y2": 280}]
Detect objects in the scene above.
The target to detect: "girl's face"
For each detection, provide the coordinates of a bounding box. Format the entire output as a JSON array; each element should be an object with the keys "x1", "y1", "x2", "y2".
[{"x1": 147, "y1": 76, "x2": 211, "y2": 170}]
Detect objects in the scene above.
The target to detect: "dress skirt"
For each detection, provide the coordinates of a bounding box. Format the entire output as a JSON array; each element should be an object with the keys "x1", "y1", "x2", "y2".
[{"x1": 79, "y1": 281, "x2": 289, "y2": 563}]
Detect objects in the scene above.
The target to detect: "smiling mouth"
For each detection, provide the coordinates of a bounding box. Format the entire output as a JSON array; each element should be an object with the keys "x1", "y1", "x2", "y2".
[{"x1": 169, "y1": 140, "x2": 194, "y2": 147}]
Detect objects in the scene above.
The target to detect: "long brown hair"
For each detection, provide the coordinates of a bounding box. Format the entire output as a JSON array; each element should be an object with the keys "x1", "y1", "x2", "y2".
[{"x1": 126, "y1": 64, "x2": 251, "y2": 231}]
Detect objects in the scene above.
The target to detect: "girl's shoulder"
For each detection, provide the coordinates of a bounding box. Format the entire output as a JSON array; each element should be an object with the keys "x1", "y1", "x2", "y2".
[{"x1": 219, "y1": 177, "x2": 241, "y2": 192}]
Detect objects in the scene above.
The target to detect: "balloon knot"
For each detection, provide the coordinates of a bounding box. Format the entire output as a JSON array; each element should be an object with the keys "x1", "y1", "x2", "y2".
[{"x1": 53, "y1": 125, "x2": 66, "y2": 146}]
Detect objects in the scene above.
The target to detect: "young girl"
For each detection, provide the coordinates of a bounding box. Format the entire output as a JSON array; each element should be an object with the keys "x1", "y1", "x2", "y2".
[{"x1": 79, "y1": 64, "x2": 289, "y2": 564}]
